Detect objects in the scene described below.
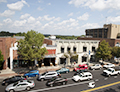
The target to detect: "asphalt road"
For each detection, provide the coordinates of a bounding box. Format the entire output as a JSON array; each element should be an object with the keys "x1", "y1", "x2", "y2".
[{"x1": 1, "y1": 67, "x2": 120, "y2": 92}]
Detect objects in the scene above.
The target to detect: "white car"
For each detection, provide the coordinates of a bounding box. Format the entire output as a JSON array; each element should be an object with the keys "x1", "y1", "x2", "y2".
[
  {"x1": 89, "y1": 64, "x2": 102, "y2": 70},
  {"x1": 5, "y1": 80, "x2": 35, "y2": 92},
  {"x1": 72, "y1": 72, "x2": 93, "y2": 82},
  {"x1": 103, "y1": 63, "x2": 115, "y2": 68}
]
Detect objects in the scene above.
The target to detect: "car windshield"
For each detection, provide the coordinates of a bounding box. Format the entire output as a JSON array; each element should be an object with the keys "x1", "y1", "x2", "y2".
[
  {"x1": 30, "y1": 71, "x2": 36, "y2": 73},
  {"x1": 107, "y1": 69, "x2": 112, "y2": 72},
  {"x1": 78, "y1": 74, "x2": 82, "y2": 77},
  {"x1": 41, "y1": 72, "x2": 47, "y2": 76},
  {"x1": 13, "y1": 82, "x2": 18, "y2": 86},
  {"x1": 27, "y1": 80, "x2": 32, "y2": 83}
]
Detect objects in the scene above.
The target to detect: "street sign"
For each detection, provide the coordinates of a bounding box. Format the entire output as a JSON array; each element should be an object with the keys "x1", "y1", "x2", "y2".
[{"x1": 89, "y1": 50, "x2": 90, "y2": 55}]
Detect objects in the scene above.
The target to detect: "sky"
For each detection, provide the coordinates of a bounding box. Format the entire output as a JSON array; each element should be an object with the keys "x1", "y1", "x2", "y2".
[{"x1": 0, "y1": 0, "x2": 120, "y2": 36}]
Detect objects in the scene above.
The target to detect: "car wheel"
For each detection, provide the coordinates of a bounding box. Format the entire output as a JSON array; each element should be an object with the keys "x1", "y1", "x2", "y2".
[
  {"x1": 26, "y1": 86, "x2": 31, "y2": 91},
  {"x1": 5, "y1": 83, "x2": 8, "y2": 86},
  {"x1": 50, "y1": 84, "x2": 53, "y2": 87},
  {"x1": 78, "y1": 79, "x2": 81, "y2": 82},
  {"x1": 88, "y1": 78, "x2": 90, "y2": 81},
  {"x1": 9, "y1": 89, "x2": 14, "y2": 92},
  {"x1": 117, "y1": 73, "x2": 119, "y2": 75},
  {"x1": 66, "y1": 71, "x2": 69, "y2": 73},
  {"x1": 62, "y1": 82, "x2": 66, "y2": 85},
  {"x1": 41, "y1": 78, "x2": 44, "y2": 81},
  {"x1": 93, "y1": 68, "x2": 95, "y2": 70},
  {"x1": 108, "y1": 74, "x2": 111, "y2": 77}
]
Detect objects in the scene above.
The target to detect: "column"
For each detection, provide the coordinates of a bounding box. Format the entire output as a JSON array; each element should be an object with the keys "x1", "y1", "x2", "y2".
[{"x1": 10, "y1": 48, "x2": 13, "y2": 70}]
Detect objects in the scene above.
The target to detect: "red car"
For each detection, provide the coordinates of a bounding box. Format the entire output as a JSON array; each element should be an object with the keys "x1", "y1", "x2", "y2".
[{"x1": 73, "y1": 64, "x2": 88, "y2": 71}]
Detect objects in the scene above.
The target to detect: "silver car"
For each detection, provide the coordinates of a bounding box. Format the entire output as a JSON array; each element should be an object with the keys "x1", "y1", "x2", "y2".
[
  {"x1": 5, "y1": 80, "x2": 35, "y2": 92},
  {"x1": 37, "y1": 71, "x2": 59, "y2": 81}
]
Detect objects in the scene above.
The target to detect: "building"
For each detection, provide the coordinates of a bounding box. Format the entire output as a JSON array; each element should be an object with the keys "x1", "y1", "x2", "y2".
[
  {"x1": 0, "y1": 37, "x2": 16, "y2": 69},
  {"x1": 54, "y1": 39, "x2": 100, "y2": 65},
  {"x1": 8, "y1": 36, "x2": 100, "y2": 70},
  {"x1": 86, "y1": 24, "x2": 120, "y2": 39}
]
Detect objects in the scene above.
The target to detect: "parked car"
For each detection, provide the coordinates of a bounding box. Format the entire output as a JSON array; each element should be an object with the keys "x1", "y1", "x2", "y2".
[
  {"x1": 72, "y1": 72, "x2": 93, "y2": 82},
  {"x1": 46, "y1": 77, "x2": 67, "y2": 87},
  {"x1": 5, "y1": 80, "x2": 35, "y2": 92},
  {"x1": 73, "y1": 64, "x2": 88, "y2": 71},
  {"x1": 102, "y1": 68, "x2": 120, "y2": 77},
  {"x1": 24, "y1": 70, "x2": 39, "y2": 77},
  {"x1": 2, "y1": 75, "x2": 26, "y2": 86},
  {"x1": 37, "y1": 71, "x2": 59, "y2": 81},
  {"x1": 56, "y1": 68, "x2": 70, "y2": 74},
  {"x1": 89, "y1": 64, "x2": 102, "y2": 70},
  {"x1": 103, "y1": 63, "x2": 115, "y2": 68}
]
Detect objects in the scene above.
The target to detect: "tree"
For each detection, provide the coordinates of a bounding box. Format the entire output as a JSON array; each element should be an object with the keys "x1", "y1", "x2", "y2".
[
  {"x1": 111, "y1": 47, "x2": 120, "y2": 58},
  {"x1": 17, "y1": 30, "x2": 48, "y2": 68},
  {"x1": 95, "y1": 40, "x2": 112, "y2": 61},
  {"x1": 0, "y1": 50, "x2": 4, "y2": 68}
]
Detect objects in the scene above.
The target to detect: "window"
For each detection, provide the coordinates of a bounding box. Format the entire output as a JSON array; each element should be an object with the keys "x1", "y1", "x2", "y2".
[
  {"x1": 73, "y1": 47, "x2": 76, "y2": 52},
  {"x1": 67, "y1": 47, "x2": 70, "y2": 52},
  {"x1": 61, "y1": 47, "x2": 64, "y2": 53},
  {"x1": 99, "y1": 30, "x2": 102, "y2": 38},
  {"x1": 83, "y1": 47, "x2": 87, "y2": 52},
  {"x1": 92, "y1": 47, "x2": 95, "y2": 52}
]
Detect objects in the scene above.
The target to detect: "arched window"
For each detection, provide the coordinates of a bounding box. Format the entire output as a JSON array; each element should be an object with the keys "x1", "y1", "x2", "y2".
[
  {"x1": 73, "y1": 46, "x2": 76, "y2": 53},
  {"x1": 61, "y1": 46, "x2": 64, "y2": 53},
  {"x1": 92, "y1": 46, "x2": 95, "y2": 52},
  {"x1": 83, "y1": 46, "x2": 87, "y2": 52},
  {"x1": 67, "y1": 45, "x2": 71, "y2": 53}
]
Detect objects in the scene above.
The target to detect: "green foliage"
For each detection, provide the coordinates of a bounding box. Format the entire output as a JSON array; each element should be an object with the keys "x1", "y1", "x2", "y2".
[
  {"x1": 0, "y1": 50, "x2": 4, "y2": 67},
  {"x1": 71, "y1": 55, "x2": 78, "y2": 61},
  {"x1": 111, "y1": 47, "x2": 120, "y2": 58},
  {"x1": 17, "y1": 30, "x2": 48, "y2": 62},
  {"x1": 64, "y1": 54, "x2": 69, "y2": 58},
  {"x1": 95, "y1": 40, "x2": 112, "y2": 60}
]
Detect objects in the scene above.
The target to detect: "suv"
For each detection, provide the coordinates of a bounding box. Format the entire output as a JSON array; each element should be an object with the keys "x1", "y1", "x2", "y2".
[
  {"x1": 72, "y1": 72, "x2": 93, "y2": 82},
  {"x1": 37, "y1": 71, "x2": 59, "y2": 81},
  {"x1": 73, "y1": 64, "x2": 88, "y2": 71}
]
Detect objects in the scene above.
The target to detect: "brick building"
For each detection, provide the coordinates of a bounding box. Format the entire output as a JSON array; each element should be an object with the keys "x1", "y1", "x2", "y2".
[{"x1": 0, "y1": 37, "x2": 16, "y2": 69}]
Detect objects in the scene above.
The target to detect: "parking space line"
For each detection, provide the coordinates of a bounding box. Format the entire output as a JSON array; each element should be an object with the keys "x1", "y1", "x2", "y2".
[{"x1": 81, "y1": 81, "x2": 120, "y2": 92}]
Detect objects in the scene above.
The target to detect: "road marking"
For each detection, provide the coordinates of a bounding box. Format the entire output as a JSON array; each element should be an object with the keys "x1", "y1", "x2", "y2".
[
  {"x1": 114, "y1": 76, "x2": 117, "y2": 78},
  {"x1": 81, "y1": 81, "x2": 120, "y2": 92},
  {"x1": 104, "y1": 78, "x2": 108, "y2": 80},
  {"x1": 29, "y1": 80, "x2": 93, "y2": 92},
  {"x1": 67, "y1": 78, "x2": 72, "y2": 80},
  {"x1": 95, "y1": 79, "x2": 99, "y2": 81}
]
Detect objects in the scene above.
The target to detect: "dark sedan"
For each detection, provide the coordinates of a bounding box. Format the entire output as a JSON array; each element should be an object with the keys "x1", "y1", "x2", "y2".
[
  {"x1": 46, "y1": 77, "x2": 67, "y2": 87},
  {"x1": 2, "y1": 75, "x2": 26, "y2": 86}
]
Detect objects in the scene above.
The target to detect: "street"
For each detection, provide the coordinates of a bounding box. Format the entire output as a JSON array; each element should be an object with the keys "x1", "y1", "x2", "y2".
[{"x1": 1, "y1": 67, "x2": 120, "y2": 92}]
